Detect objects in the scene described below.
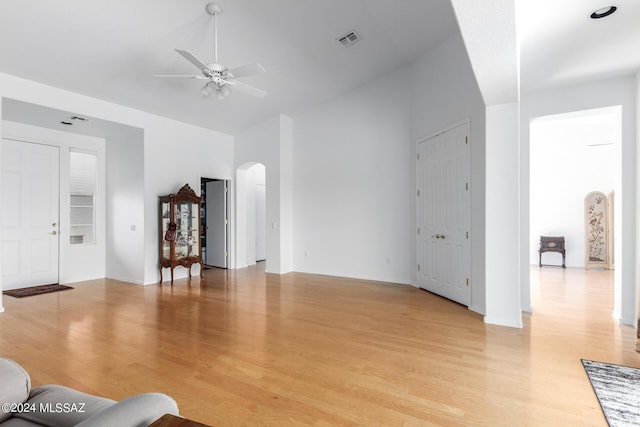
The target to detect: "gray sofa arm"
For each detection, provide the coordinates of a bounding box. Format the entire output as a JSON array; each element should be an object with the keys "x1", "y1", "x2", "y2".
[
  {"x1": 74, "y1": 392, "x2": 178, "y2": 427},
  {"x1": 0, "y1": 358, "x2": 31, "y2": 424}
]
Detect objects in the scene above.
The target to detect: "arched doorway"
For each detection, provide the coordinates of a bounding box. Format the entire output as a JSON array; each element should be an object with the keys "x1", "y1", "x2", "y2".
[{"x1": 235, "y1": 162, "x2": 266, "y2": 268}]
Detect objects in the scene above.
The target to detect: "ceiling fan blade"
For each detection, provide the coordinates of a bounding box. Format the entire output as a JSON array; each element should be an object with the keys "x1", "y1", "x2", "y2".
[
  {"x1": 227, "y1": 63, "x2": 266, "y2": 79},
  {"x1": 230, "y1": 80, "x2": 267, "y2": 98},
  {"x1": 175, "y1": 49, "x2": 212, "y2": 73},
  {"x1": 153, "y1": 74, "x2": 208, "y2": 79}
]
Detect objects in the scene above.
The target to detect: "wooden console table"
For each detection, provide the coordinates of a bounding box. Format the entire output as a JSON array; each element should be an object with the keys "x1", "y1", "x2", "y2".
[{"x1": 149, "y1": 414, "x2": 211, "y2": 427}]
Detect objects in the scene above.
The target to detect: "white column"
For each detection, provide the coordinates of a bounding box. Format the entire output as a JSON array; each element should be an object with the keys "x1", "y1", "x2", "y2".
[{"x1": 485, "y1": 102, "x2": 522, "y2": 328}]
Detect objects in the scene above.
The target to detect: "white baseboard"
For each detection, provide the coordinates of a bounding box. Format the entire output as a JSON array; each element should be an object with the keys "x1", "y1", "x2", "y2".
[
  {"x1": 613, "y1": 310, "x2": 635, "y2": 326},
  {"x1": 469, "y1": 304, "x2": 485, "y2": 315},
  {"x1": 484, "y1": 315, "x2": 523, "y2": 329},
  {"x1": 107, "y1": 275, "x2": 145, "y2": 285}
]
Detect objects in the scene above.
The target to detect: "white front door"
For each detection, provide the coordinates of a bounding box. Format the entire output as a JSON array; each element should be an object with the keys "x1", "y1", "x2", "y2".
[
  {"x1": 1, "y1": 139, "x2": 60, "y2": 290},
  {"x1": 417, "y1": 122, "x2": 470, "y2": 306}
]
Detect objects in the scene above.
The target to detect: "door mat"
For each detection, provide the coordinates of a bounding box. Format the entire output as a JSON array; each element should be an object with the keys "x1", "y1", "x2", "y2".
[
  {"x1": 3, "y1": 284, "x2": 74, "y2": 298},
  {"x1": 582, "y1": 359, "x2": 640, "y2": 426}
]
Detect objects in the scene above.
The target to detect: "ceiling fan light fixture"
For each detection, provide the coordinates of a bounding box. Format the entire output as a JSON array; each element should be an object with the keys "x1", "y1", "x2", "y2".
[
  {"x1": 201, "y1": 82, "x2": 215, "y2": 97},
  {"x1": 155, "y1": 2, "x2": 267, "y2": 100},
  {"x1": 590, "y1": 6, "x2": 617, "y2": 19}
]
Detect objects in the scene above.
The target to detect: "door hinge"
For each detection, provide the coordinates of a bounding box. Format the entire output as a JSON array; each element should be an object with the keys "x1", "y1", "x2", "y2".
[
  {"x1": 466, "y1": 231, "x2": 469, "y2": 239},
  {"x1": 418, "y1": 264, "x2": 421, "y2": 272},
  {"x1": 417, "y1": 227, "x2": 420, "y2": 235},
  {"x1": 225, "y1": 219, "x2": 228, "y2": 225},
  {"x1": 466, "y1": 278, "x2": 469, "y2": 287},
  {"x1": 417, "y1": 189, "x2": 420, "y2": 197},
  {"x1": 417, "y1": 153, "x2": 420, "y2": 160},
  {"x1": 465, "y1": 136, "x2": 468, "y2": 144},
  {"x1": 465, "y1": 182, "x2": 469, "y2": 191}
]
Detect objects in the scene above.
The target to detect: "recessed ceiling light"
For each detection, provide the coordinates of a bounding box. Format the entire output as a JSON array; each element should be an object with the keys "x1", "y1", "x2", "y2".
[{"x1": 590, "y1": 6, "x2": 617, "y2": 19}]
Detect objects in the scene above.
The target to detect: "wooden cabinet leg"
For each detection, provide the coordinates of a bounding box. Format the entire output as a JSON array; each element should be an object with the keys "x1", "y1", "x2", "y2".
[
  {"x1": 159, "y1": 267, "x2": 163, "y2": 283},
  {"x1": 170, "y1": 267, "x2": 174, "y2": 284}
]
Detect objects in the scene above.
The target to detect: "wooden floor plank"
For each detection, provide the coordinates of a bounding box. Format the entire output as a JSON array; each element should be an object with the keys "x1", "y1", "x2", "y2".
[{"x1": 0, "y1": 265, "x2": 636, "y2": 426}]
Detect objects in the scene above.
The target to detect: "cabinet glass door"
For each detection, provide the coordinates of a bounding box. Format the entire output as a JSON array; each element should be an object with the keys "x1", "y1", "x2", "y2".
[
  {"x1": 176, "y1": 201, "x2": 199, "y2": 258},
  {"x1": 161, "y1": 201, "x2": 171, "y2": 259}
]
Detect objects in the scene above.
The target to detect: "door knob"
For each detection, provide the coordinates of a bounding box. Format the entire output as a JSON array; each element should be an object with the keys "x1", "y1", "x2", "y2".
[
  {"x1": 49, "y1": 231, "x2": 57, "y2": 236},
  {"x1": 440, "y1": 234, "x2": 446, "y2": 239},
  {"x1": 52, "y1": 222, "x2": 57, "y2": 227}
]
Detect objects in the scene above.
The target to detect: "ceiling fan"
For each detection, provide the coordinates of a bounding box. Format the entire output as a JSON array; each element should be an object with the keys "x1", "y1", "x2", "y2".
[{"x1": 154, "y1": 2, "x2": 266, "y2": 100}]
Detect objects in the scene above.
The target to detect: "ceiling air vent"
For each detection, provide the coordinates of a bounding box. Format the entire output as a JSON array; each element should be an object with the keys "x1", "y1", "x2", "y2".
[{"x1": 337, "y1": 30, "x2": 361, "y2": 47}]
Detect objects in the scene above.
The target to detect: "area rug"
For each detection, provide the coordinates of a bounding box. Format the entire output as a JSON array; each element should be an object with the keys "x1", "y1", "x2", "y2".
[
  {"x1": 582, "y1": 359, "x2": 640, "y2": 426},
  {"x1": 3, "y1": 284, "x2": 73, "y2": 298}
]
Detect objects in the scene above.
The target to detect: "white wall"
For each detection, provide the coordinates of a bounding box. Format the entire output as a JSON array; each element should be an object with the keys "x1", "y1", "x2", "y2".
[
  {"x1": 0, "y1": 102, "x2": 3, "y2": 311},
  {"x1": 1, "y1": 120, "x2": 107, "y2": 284},
  {"x1": 530, "y1": 112, "x2": 617, "y2": 268},
  {"x1": 143, "y1": 119, "x2": 233, "y2": 283},
  {"x1": 280, "y1": 116, "x2": 294, "y2": 274},
  {"x1": 521, "y1": 76, "x2": 637, "y2": 324},
  {"x1": 105, "y1": 126, "x2": 145, "y2": 284},
  {"x1": 636, "y1": 71, "x2": 640, "y2": 327},
  {"x1": 292, "y1": 66, "x2": 412, "y2": 283},
  {"x1": 634, "y1": 71, "x2": 640, "y2": 329},
  {"x1": 410, "y1": 34, "x2": 487, "y2": 313},
  {"x1": 291, "y1": 33, "x2": 486, "y2": 300},
  {"x1": 0, "y1": 72, "x2": 234, "y2": 286}
]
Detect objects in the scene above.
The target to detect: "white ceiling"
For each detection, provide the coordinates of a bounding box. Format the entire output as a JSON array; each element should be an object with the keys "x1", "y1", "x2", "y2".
[
  {"x1": 0, "y1": 0, "x2": 458, "y2": 134},
  {"x1": 450, "y1": 0, "x2": 519, "y2": 106},
  {"x1": 518, "y1": 0, "x2": 640, "y2": 93},
  {"x1": 1, "y1": 1, "x2": 638, "y2": 136}
]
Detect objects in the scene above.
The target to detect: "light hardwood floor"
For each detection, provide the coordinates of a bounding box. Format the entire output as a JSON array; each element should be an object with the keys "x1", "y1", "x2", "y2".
[{"x1": 0, "y1": 265, "x2": 637, "y2": 426}]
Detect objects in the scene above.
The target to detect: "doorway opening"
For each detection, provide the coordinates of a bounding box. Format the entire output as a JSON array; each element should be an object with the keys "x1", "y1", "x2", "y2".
[
  {"x1": 235, "y1": 162, "x2": 266, "y2": 268},
  {"x1": 529, "y1": 106, "x2": 620, "y2": 315},
  {"x1": 200, "y1": 178, "x2": 228, "y2": 269}
]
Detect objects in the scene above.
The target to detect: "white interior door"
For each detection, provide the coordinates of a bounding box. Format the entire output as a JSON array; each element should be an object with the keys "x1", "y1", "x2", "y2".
[
  {"x1": 1, "y1": 139, "x2": 60, "y2": 290},
  {"x1": 417, "y1": 122, "x2": 470, "y2": 306},
  {"x1": 205, "y1": 180, "x2": 228, "y2": 268}
]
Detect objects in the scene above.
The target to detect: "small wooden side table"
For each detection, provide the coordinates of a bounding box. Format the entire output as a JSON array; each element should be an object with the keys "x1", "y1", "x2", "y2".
[
  {"x1": 149, "y1": 414, "x2": 211, "y2": 427},
  {"x1": 538, "y1": 235, "x2": 566, "y2": 268}
]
